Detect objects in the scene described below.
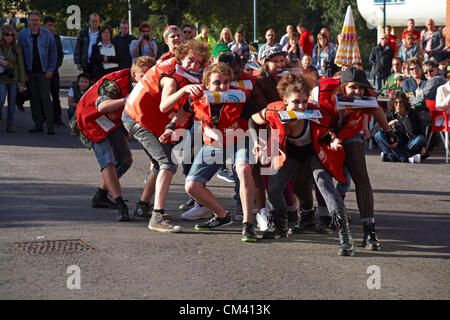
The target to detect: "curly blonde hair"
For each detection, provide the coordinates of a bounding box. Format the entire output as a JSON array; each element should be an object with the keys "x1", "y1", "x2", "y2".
[
  {"x1": 276, "y1": 73, "x2": 315, "y2": 98},
  {"x1": 202, "y1": 62, "x2": 233, "y2": 86}
]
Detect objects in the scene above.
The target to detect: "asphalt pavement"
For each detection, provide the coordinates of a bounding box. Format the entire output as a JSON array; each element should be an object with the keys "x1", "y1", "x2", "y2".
[{"x1": 0, "y1": 93, "x2": 449, "y2": 302}]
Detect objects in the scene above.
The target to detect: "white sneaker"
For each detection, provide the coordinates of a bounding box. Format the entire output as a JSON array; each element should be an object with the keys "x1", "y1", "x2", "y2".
[
  {"x1": 181, "y1": 204, "x2": 212, "y2": 220},
  {"x1": 256, "y1": 207, "x2": 271, "y2": 232},
  {"x1": 408, "y1": 154, "x2": 421, "y2": 164}
]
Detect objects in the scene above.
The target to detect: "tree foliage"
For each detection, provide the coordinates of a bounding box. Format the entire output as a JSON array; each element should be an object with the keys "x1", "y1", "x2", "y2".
[{"x1": 1, "y1": 0, "x2": 376, "y2": 67}]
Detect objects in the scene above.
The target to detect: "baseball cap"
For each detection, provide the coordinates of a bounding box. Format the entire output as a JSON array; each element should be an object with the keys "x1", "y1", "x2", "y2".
[
  {"x1": 340, "y1": 67, "x2": 372, "y2": 89},
  {"x1": 261, "y1": 47, "x2": 287, "y2": 63}
]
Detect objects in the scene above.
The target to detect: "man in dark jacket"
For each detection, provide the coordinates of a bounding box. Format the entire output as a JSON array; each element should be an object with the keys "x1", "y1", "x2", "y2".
[
  {"x1": 112, "y1": 21, "x2": 136, "y2": 69},
  {"x1": 74, "y1": 13, "x2": 101, "y2": 78},
  {"x1": 43, "y1": 16, "x2": 65, "y2": 127},
  {"x1": 370, "y1": 35, "x2": 395, "y2": 91}
]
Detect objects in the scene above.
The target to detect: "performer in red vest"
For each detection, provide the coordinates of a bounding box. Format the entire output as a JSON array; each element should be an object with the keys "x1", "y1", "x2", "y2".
[
  {"x1": 250, "y1": 73, "x2": 355, "y2": 256},
  {"x1": 123, "y1": 40, "x2": 210, "y2": 233},
  {"x1": 162, "y1": 62, "x2": 260, "y2": 242},
  {"x1": 76, "y1": 56, "x2": 155, "y2": 222}
]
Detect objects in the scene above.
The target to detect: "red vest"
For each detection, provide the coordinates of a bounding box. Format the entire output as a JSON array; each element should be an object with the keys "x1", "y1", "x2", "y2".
[
  {"x1": 157, "y1": 51, "x2": 174, "y2": 64},
  {"x1": 77, "y1": 68, "x2": 131, "y2": 143},
  {"x1": 124, "y1": 57, "x2": 192, "y2": 143},
  {"x1": 190, "y1": 96, "x2": 248, "y2": 147}
]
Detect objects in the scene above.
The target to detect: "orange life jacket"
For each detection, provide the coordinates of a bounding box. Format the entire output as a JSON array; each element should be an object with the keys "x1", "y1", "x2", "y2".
[
  {"x1": 157, "y1": 51, "x2": 174, "y2": 64},
  {"x1": 76, "y1": 68, "x2": 131, "y2": 143},
  {"x1": 124, "y1": 57, "x2": 193, "y2": 143},
  {"x1": 190, "y1": 96, "x2": 248, "y2": 148}
]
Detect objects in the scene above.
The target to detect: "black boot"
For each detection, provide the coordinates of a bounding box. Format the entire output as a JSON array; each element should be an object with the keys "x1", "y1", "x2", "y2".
[
  {"x1": 262, "y1": 210, "x2": 288, "y2": 240},
  {"x1": 316, "y1": 215, "x2": 333, "y2": 234},
  {"x1": 92, "y1": 188, "x2": 118, "y2": 209},
  {"x1": 289, "y1": 207, "x2": 316, "y2": 234},
  {"x1": 362, "y1": 222, "x2": 381, "y2": 251},
  {"x1": 116, "y1": 197, "x2": 130, "y2": 222},
  {"x1": 331, "y1": 209, "x2": 354, "y2": 256}
]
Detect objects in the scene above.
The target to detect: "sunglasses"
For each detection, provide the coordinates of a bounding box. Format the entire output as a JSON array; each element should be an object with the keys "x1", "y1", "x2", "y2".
[
  {"x1": 424, "y1": 69, "x2": 434, "y2": 75},
  {"x1": 3, "y1": 33, "x2": 14, "y2": 37},
  {"x1": 409, "y1": 67, "x2": 419, "y2": 71},
  {"x1": 183, "y1": 30, "x2": 192, "y2": 34},
  {"x1": 141, "y1": 30, "x2": 150, "y2": 33}
]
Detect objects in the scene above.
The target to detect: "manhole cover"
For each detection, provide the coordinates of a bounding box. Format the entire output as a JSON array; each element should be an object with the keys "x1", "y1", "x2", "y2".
[{"x1": 13, "y1": 239, "x2": 95, "y2": 254}]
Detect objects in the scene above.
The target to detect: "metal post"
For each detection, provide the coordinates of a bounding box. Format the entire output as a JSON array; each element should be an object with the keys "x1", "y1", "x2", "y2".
[
  {"x1": 253, "y1": 0, "x2": 257, "y2": 43},
  {"x1": 128, "y1": 0, "x2": 132, "y2": 34},
  {"x1": 383, "y1": 0, "x2": 386, "y2": 31}
]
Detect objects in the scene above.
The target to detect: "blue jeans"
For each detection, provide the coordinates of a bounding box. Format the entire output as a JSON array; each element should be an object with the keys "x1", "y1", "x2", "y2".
[
  {"x1": 374, "y1": 75, "x2": 386, "y2": 92},
  {"x1": 374, "y1": 131, "x2": 426, "y2": 162},
  {"x1": 0, "y1": 83, "x2": 18, "y2": 125}
]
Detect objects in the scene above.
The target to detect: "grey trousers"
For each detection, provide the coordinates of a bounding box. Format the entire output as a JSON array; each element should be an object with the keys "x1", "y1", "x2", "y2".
[{"x1": 29, "y1": 73, "x2": 54, "y2": 131}]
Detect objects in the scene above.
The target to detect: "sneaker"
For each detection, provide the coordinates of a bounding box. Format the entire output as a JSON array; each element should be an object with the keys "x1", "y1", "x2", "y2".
[
  {"x1": 117, "y1": 200, "x2": 130, "y2": 222},
  {"x1": 241, "y1": 222, "x2": 257, "y2": 242},
  {"x1": 216, "y1": 168, "x2": 235, "y2": 183},
  {"x1": 178, "y1": 198, "x2": 195, "y2": 210},
  {"x1": 92, "y1": 190, "x2": 118, "y2": 209},
  {"x1": 256, "y1": 207, "x2": 270, "y2": 232},
  {"x1": 133, "y1": 202, "x2": 153, "y2": 219},
  {"x1": 380, "y1": 152, "x2": 388, "y2": 162},
  {"x1": 195, "y1": 213, "x2": 232, "y2": 231},
  {"x1": 148, "y1": 212, "x2": 182, "y2": 233},
  {"x1": 55, "y1": 119, "x2": 66, "y2": 128},
  {"x1": 181, "y1": 204, "x2": 212, "y2": 220},
  {"x1": 408, "y1": 154, "x2": 421, "y2": 164}
]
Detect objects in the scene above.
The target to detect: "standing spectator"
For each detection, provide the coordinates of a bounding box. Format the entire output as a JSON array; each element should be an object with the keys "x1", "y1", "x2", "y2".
[
  {"x1": 130, "y1": 23, "x2": 157, "y2": 60},
  {"x1": 113, "y1": 21, "x2": 136, "y2": 69},
  {"x1": 228, "y1": 30, "x2": 250, "y2": 64},
  {"x1": 369, "y1": 34, "x2": 395, "y2": 91},
  {"x1": 0, "y1": 24, "x2": 26, "y2": 132},
  {"x1": 43, "y1": 16, "x2": 65, "y2": 128},
  {"x1": 279, "y1": 25, "x2": 294, "y2": 47},
  {"x1": 312, "y1": 32, "x2": 337, "y2": 78},
  {"x1": 194, "y1": 26, "x2": 216, "y2": 53},
  {"x1": 17, "y1": 11, "x2": 57, "y2": 134},
  {"x1": 67, "y1": 73, "x2": 91, "y2": 125},
  {"x1": 385, "y1": 25, "x2": 398, "y2": 56},
  {"x1": 283, "y1": 31, "x2": 304, "y2": 66},
  {"x1": 90, "y1": 25, "x2": 120, "y2": 81},
  {"x1": 182, "y1": 24, "x2": 195, "y2": 40},
  {"x1": 399, "y1": 32, "x2": 421, "y2": 62},
  {"x1": 297, "y1": 23, "x2": 314, "y2": 56},
  {"x1": 401, "y1": 19, "x2": 421, "y2": 46},
  {"x1": 218, "y1": 27, "x2": 233, "y2": 45},
  {"x1": 257, "y1": 29, "x2": 281, "y2": 63},
  {"x1": 402, "y1": 57, "x2": 427, "y2": 107},
  {"x1": 422, "y1": 19, "x2": 444, "y2": 61},
  {"x1": 74, "y1": 13, "x2": 101, "y2": 78}
]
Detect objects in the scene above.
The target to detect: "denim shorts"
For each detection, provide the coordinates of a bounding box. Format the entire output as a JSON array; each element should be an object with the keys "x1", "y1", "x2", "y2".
[
  {"x1": 186, "y1": 140, "x2": 250, "y2": 184},
  {"x1": 92, "y1": 125, "x2": 132, "y2": 171}
]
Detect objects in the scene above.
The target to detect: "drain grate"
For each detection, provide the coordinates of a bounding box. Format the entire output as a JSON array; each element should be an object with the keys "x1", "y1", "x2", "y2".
[{"x1": 13, "y1": 239, "x2": 96, "y2": 254}]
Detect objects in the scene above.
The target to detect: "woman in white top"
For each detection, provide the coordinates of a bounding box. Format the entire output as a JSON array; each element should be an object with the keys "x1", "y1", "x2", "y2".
[{"x1": 436, "y1": 72, "x2": 450, "y2": 113}]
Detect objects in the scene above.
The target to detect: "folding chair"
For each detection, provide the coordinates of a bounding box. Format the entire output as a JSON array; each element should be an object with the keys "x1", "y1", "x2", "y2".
[{"x1": 426, "y1": 99, "x2": 449, "y2": 163}]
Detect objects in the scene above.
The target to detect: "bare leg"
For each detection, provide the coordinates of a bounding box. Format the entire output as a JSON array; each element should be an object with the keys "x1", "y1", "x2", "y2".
[
  {"x1": 236, "y1": 163, "x2": 255, "y2": 223},
  {"x1": 185, "y1": 181, "x2": 227, "y2": 218}
]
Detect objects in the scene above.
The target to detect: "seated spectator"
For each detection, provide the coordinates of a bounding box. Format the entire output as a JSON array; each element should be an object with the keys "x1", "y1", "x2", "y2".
[
  {"x1": 402, "y1": 57, "x2": 427, "y2": 107},
  {"x1": 401, "y1": 18, "x2": 421, "y2": 46},
  {"x1": 194, "y1": 26, "x2": 216, "y2": 53},
  {"x1": 422, "y1": 60, "x2": 447, "y2": 100},
  {"x1": 422, "y1": 19, "x2": 444, "y2": 61},
  {"x1": 383, "y1": 57, "x2": 405, "y2": 95},
  {"x1": 402, "y1": 59, "x2": 411, "y2": 78},
  {"x1": 436, "y1": 72, "x2": 450, "y2": 113},
  {"x1": 218, "y1": 27, "x2": 233, "y2": 45},
  {"x1": 228, "y1": 30, "x2": 250, "y2": 64},
  {"x1": 282, "y1": 31, "x2": 304, "y2": 67},
  {"x1": 399, "y1": 32, "x2": 421, "y2": 62},
  {"x1": 89, "y1": 25, "x2": 120, "y2": 81},
  {"x1": 130, "y1": 23, "x2": 157, "y2": 60},
  {"x1": 434, "y1": 50, "x2": 450, "y2": 77},
  {"x1": 301, "y1": 54, "x2": 318, "y2": 80},
  {"x1": 279, "y1": 25, "x2": 294, "y2": 47},
  {"x1": 68, "y1": 73, "x2": 91, "y2": 122},
  {"x1": 312, "y1": 31, "x2": 337, "y2": 78},
  {"x1": 374, "y1": 91, "x2": 426, "y2": 163}
]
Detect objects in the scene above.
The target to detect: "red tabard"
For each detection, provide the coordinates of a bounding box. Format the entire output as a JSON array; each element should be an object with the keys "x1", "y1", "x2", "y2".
[
  {"x1": 124, "y1": 57, "x2": 192, "y2": 143},
  {"x1": 190, "y1": 96, "x2": 248, "y2": 147},
  {"x1": 76, "y1": 68, "x2": 131, "y2": 143}
]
